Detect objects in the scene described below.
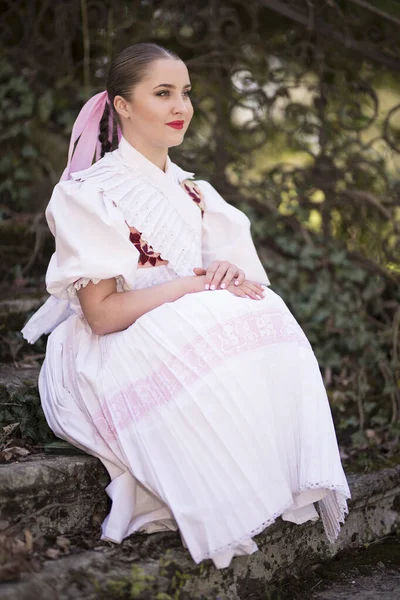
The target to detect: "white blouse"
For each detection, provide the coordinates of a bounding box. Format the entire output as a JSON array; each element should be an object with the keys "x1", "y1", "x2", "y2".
[{"x1": 22, "y1": 136, "x2": 270, "y2": 344}]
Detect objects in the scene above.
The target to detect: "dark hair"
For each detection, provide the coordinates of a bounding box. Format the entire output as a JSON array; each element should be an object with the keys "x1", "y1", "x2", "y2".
[{"x1": 98, "y1": 42, "x2": 181, "y2": 157}]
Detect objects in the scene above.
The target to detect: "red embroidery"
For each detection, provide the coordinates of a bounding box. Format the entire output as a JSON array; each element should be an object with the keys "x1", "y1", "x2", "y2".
[
  {"x1": 180, "y1": 180, "x2": 205, "y2": 216},
  {"x1": 129, "y1": 228, "x2": 162, "y2": 266}
]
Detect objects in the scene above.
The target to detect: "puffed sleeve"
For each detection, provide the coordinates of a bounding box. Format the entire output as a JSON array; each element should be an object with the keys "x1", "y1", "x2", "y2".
[
  {"x1": 195, "y1": 180, "x2": 270, "y2": 286},
  {"x1": 45, "y1": 178, "x2": 139, "y2": 303},
  {"x1": 21, "y1": 178, "x2": 139, "y2": 344}
]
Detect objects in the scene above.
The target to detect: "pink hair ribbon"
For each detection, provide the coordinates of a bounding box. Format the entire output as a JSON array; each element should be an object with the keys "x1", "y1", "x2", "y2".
[{"x1": 60, "y1": 90, "x2": 120, "y2": 181}]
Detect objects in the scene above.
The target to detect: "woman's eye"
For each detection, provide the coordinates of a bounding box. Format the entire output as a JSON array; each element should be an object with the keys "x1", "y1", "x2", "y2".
[{"x1": 156, "y1": 90, "x2": 192, "y2": 97}]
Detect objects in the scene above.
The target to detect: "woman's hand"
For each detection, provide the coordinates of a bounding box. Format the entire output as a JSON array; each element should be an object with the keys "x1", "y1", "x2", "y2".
[
  {"x1": 192, "y1": 268, "x2": 265, "y2": 300},
  {"x1": 225, "y1": 279, "x2": 265, "y2": 300},
  {"x1": 193, "y1": 261, "x2": 245, "y2": 290}
]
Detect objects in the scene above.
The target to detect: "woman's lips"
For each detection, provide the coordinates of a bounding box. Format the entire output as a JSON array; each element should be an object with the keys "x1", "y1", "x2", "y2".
[{"x1": 166, "y1": 121, "x2": 184, "y2": 130}]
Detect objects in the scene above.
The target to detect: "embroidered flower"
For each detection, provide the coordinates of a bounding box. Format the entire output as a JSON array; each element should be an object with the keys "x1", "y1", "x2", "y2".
[
  {"x1": 180, "y1": 180, "x2": 205, "y2": 216},
  {"x1": 129, "y1": 227, "x2": 162, "y2": 266}
]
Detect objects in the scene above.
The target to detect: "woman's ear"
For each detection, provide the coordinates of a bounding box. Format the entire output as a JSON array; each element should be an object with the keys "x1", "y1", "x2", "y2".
[{"x1": 114, "y1": 95, "x2": 130, "y2": 120}]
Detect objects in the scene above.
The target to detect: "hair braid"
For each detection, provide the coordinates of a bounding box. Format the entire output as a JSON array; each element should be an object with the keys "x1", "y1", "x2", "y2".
[
  {"x1": 111, "y1": 109, "x2": 119, "y2": 149},
  {"x1": 98, "y1": 101, "x2": 112, "y2": 158}
]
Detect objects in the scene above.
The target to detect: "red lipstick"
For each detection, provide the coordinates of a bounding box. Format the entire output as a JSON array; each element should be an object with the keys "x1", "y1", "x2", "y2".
[{"x1": 166, "y1": 120, "x2": 184, "y2": 130}]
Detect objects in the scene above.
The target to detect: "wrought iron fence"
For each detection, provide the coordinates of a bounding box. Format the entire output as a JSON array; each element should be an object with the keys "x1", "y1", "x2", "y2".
[
  {"x1": 1, "y1": 0, "x2": 399, "y2": 271},
  {"x1": 1, "y1": 0, "x2": 400, "y2": 432}
]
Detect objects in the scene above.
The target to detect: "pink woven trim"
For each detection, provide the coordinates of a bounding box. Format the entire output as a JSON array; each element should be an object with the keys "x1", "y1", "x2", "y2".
[{"x1": 91, "y1": 308, "x2": 312, "y2": 441}]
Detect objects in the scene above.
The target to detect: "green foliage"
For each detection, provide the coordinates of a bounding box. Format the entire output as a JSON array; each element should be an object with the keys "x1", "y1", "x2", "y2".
[
  {"x1": 0, "y1": 379, "x2": 55, "y2": 444},
  {"x1": 0, "y1": 60, "x2": 36, "y2": 211},
  {"x1": 104, "y1": 565, "x2": 156, "y2": 598},
  {"x1": 1, "y1": 0, "x2": 399, "y2": 453},
  {"x1": 0, "y1": 59, "x2": 71, "y2": 213}
]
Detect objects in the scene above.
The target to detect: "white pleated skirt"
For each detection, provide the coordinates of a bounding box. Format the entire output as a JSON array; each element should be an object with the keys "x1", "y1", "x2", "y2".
[{"x1": 39, "y1": 265, "x2": 351, "y2": 569}]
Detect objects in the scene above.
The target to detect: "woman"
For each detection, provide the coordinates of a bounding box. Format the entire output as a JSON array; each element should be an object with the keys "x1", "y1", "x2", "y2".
[{"x1": 22, "y1": 42, "x2": 351, "y2": 569}]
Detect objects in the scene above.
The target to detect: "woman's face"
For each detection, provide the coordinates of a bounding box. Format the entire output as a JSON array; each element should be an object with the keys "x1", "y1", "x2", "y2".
[{"x1": 115, "y1": 58, "x2": 194, "y2": 150}]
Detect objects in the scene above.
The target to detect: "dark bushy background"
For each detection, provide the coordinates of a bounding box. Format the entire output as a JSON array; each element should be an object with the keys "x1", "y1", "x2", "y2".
[{"x1": 1, "y1": 0, "x2": 400, "y2": 461}]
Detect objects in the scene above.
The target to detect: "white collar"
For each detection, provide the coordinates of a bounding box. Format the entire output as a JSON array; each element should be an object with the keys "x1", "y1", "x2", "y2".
[{"x1": 117, "y1": 135, "x2": 195, "y2": 185}]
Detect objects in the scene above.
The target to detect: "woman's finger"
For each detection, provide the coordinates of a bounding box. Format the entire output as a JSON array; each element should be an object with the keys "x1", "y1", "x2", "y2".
[
  {"x1": 209, "y1": 261, "x2": 231, "y2": 290},
  {"x1": 241, "y1": 283, "x2": 263, "y2": 300},
  {"x1": 204, "y1": 261, "x2": 220, "y2": 289},
  {"x1": 246, "y1": 282, "x2": 265, "y2": 296},
  {"x1": 228, "y1": 285, "x2": 247, "y2": 298},
  {"x1": 234, "y1": 269, "x2": 246, "y2": 286},
  {"x1": 219, "y1": 266, "x2": 239, "y2": 289},
  {"x1": 245, "y1": 280, "x2": 265, "y2": 293}
]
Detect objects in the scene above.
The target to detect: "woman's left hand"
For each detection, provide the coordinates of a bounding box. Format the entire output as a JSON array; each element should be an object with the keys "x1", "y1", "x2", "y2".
[{"x1": 193, "y1": 260, "x2": 245, "y2": 290}]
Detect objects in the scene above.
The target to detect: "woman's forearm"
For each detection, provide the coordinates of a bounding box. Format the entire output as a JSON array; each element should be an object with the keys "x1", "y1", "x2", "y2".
[{"x1": 89, "y1": 275, "x2": 204, "y2": 335}]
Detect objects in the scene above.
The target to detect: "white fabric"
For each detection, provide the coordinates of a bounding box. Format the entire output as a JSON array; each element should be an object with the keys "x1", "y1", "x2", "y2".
[
  {"x1": 22, "y1": 138, "x2": 351, "y2": 569},
  {"x1": 199, "y1": 179, "x2": 270, "y2": 285},
  {"x1": 22, "y1": 137, "x2": 270, "y2": 343},
  {"x1": 69, "y1": 137, "x2": 203, "y2": 278}
]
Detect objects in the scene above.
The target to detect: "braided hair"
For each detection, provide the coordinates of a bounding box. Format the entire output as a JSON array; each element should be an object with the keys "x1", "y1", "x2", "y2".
[{"x1": 98, "y1": 101, "x2": 112, "y2": 158}]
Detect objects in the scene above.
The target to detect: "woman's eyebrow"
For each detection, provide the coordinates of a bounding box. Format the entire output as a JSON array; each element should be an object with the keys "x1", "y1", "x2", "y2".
[{"x1": 153, "y1": 83, "x2": 192, "y2": 89}]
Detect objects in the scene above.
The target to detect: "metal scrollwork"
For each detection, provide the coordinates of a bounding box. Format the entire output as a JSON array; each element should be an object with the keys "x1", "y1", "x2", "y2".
[{"x1": 1, "y1": 0, "x2": 399, "y2": 271}]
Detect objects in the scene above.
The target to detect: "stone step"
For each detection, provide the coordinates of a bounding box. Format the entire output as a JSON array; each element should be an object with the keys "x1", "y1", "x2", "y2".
[
  {"x1": 2, "y1": 363, "x2": 400, "y2": 597},
  {"x1": 0, "y1": 454, "x2": 109, "y2": 538},
  {"x1": 1, "y1": 450, "x2": 400, "y2": 599}
]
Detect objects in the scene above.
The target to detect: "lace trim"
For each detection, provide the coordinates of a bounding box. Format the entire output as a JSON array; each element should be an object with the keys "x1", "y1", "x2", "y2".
[
  {"x1": 74, "y1": 277, "x2": 101, "y2": 290},
  {"x1": 67, "y1": 275, "x2": 126, "y2": 298},
  {"x1": 71, "y1": 154, "x2": 202, "y2": 277},
  {"x1": 190, "y1": 482, "x2": 351, "y2": 564}
]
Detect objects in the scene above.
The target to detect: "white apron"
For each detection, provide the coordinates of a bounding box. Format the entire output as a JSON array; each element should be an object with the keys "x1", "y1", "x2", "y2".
[{"x1": 22, "y1": 137, "x2": 351, "y2": 569}]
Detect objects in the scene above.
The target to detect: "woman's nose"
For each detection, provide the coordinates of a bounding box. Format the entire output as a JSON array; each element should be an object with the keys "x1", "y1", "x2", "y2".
[{"x1": 172, "y1": 97, "x2": 187, "y2": 114}]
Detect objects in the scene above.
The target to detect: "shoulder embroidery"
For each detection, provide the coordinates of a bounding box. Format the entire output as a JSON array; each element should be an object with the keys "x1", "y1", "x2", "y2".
[
  {"x1": 110, "y1": 198, "x2": 164, "y2": 266},
  {"x1": 180, "y1": 179, "x2": 205, "y2": 216},
  {"x1": 128, "y1": 225, "x2": 164, "y2": 266}
]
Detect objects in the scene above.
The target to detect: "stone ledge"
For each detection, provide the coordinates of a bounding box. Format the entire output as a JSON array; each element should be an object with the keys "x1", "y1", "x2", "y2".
[
  {"x1": 0, "y1": 455, "x2": 109, "y2": 537},
  {"x1": 1, "y1": 456, "x2": 400, "y2": 599}
]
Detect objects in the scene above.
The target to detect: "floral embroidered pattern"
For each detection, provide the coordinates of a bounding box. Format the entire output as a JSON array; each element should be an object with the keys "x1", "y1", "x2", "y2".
[
  {"x1": 128, "y1": 226, "x2": 163, "y2": 266},
  {"x1": 91, "y1": 307, "x2": 313, "y2": 439},
  {"x1": 180, "y1": 179, "x2": 205, "y2": 216}
]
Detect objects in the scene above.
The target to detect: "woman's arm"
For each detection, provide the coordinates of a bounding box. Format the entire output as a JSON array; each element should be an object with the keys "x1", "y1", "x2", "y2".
[{"x1": 77, "y1": 274, "x2": 205, "y2": 336}]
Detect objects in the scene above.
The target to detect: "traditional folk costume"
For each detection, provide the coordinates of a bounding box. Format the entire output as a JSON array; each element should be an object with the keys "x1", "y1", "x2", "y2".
[{"x1": 22, "y1": 97, "x2": 350, "y2": 568}]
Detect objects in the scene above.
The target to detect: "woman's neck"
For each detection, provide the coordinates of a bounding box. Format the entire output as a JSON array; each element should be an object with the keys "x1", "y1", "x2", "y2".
[{"x1": 122, "y1": 132, "x2": 168, "y2": 173}]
